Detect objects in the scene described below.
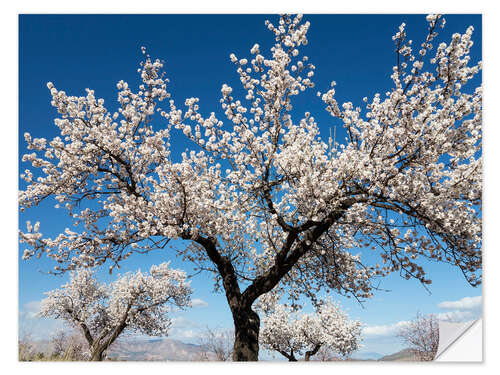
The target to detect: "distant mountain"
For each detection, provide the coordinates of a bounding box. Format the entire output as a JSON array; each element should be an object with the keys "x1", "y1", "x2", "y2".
[
  {"x1": 351, "y1": 351, "x2": 384, "y2": 360},
  {"x1": 107, "y1": 338, "x2": 216, "y2": 361},
  {"x1": 378, "y1": 348, "x2": 417, "y2": 361},
  {"x1": 25, "y1": 336, "x2": 420, "y2": 362},
  {"x1": 23, "y1": 336, "x2": 217, "y2": 361}
]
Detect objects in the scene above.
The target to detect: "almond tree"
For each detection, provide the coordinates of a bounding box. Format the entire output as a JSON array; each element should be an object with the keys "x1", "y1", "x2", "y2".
[
  {"x1": 197, "y1": 327, "x2": 234, "y2": 361},
  {"x1": 396, "y1": 312, "x2": 439, "y2": 361},
  {"x1": 258, "y1": 298, "x2": 361, "y2": 361},
  {"x1": 49, "y1": 329, "x2": 89, "y2": 361},
  {"x1": 18, "y1": 330, "x2": 36, "y2": 361},
  {"x1": 20, "y1": 14, "x2": 482, "y2": 361},
  {"x1": 38, "y1": 263, "x2": 192, "y2": 361}
]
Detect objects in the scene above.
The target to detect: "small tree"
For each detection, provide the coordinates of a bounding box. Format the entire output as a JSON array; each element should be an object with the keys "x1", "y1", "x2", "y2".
[
  {"x1": 39, "y1": 262, "x2": 192, "y2": 361},
  {"x1": 258, "y1": 296, "x2": 361, "y2": 361},
  {"x1": 50, "y1": 329, "x2": 68, "y2": 358},
  {"x1": 197, "y1": 327, "x2": 234, "y2": 361},
  {"x1": 396, "y1": 312, "x2": 439, "y2": 361},
  {"x1": 49, "y1": 329, "x2": 90, "y2": 361},
  {"x1": 314, "y1": 346, "x2": 342, "y2": 361},
  {"x1": 18, "y1": 330, "x2": 36, "y2": 361}
]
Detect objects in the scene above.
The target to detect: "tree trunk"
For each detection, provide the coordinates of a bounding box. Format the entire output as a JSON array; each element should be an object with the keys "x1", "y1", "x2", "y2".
[
  {"x1": 304, "y1": 344, "x2": 322, "y2": 361},
  {"x1": 89, "y1": 322, "x2": 127, "y2": 361},
  {"x1": 191, "y1": 236, "x2": 260, "y2": 361},
  {"x1": 90, "y1": 345, "x2": 106, "y2": 361},
  {"x1": 232, "y1": 307, "x2": 260, "y2": 361},
  {"x1": 75, "y1": 320, "x2": 104, "y2": 361}
]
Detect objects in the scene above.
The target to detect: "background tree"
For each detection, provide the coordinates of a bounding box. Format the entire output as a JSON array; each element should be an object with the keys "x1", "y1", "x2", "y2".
[
  {"x1": 396, "y1": 312, "x2": 439, "y2": 361},
  {"x1": 48, "y1": 328, "x2": 90, "y2": 361},
  {"x1": 50, "y1": 329, "x2": 70, "y2": 359},
  {"x1": 257, "y1": 294, "x2": 361, "y2": 361},
  {"x1": 18, "y1": 330, "x2": 36, "y2": 361},
  {"x1": 38, "y1": 262, "x2": 192, "y2": 361},
  {"x1": 20, "y1": 14, "x2": 482, "y2": 361},
  {"x1": 314, "y1": 346, "x2": 343, "y2": 362},
  {"x1": 197, "y1": 327, "x2": 234, "y2": 361}
]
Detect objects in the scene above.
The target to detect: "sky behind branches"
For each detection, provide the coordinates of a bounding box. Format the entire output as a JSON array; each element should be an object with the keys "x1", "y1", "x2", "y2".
[{"x1": 18, "y1": 13, "x2": 482, "y2": 357}]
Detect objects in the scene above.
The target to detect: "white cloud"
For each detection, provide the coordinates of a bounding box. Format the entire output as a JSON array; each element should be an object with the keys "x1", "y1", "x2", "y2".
[
  {"x1": 362, "y1": 320, "x2": 410, "y2": 337},
  {"x1": 175, "y1": 329, "x2": 197, "y2": 340},
  {"x1": 437, "y1": 310, "x2": 478, "y2": 323},
  {"x1": 21, "y1": 300, "x2": 42, "y2": 319},
  {"x1": 19, "y1": 300, "x2": 65, "y2": 341},
  {"x1": 191, "y1": 298, "x2": 208, "y2": 307},
  {"x1": 168, "y1": 317, "x2": 204, "y2": 341},
  {"x1": 438, "y1": 296, "x2": 482, "y2": 311},
  {"x1": 361, "y1": 295, "x2": 483, "y2": 340},
  {"x1": 437, "y1": 295, "x2": 482, "y2": 322},
  {"x1": 170, "y1": 316, "x2": 198, "y2": 329}
]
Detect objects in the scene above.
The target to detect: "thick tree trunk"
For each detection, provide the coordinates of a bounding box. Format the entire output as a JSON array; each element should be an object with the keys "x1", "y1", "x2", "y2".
[
  {"x1": 89, "y1": 322, "x2": 127, "y2": 361},
  {"x1": 90, "y1": 346, "x2": 106, "y2": 361},
  {"x1": 232, "y1": 307, "x2": 260, "y2": 361},
  {"x1": 190, "y1": 236, "x2": 260, "y2": 361}
]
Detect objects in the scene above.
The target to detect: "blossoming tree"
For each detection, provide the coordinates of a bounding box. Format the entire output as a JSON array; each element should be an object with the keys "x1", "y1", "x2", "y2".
[
  {"x1": 257, "y1": 294, "x2": 362, "y2": 361},
  {"x1": 20, "y1": 14, "x2": 482, "y2": 361},
  {"x1": 396, "y1": 312, "x2": 439, "y2": 361},
  {"x1": 38, "y1": 263, "x2": 192, "y2": 361}
]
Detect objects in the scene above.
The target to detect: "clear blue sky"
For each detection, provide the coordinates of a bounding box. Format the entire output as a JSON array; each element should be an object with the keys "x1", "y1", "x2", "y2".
[{"x1": 18, "y1": 14, "x2": 482, "y2": 357}]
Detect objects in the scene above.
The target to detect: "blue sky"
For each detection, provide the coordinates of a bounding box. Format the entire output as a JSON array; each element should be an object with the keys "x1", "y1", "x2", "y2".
[{"x1": 18, "y1": 13, "x2": 482, "y2": 357}]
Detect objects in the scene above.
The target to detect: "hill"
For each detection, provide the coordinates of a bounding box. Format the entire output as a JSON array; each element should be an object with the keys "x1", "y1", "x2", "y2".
[
  {"x1": 351, "y1": 351, "x2": 384, "y2": 360},
  {"x1": 107, "y1": 338, "x2": 216, "y2": 361},
  {"x1": 378, "y1": 348, "x2": 417, "y2": 361}
]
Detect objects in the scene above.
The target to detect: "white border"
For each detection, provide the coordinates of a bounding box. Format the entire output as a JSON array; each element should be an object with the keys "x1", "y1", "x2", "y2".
[{"x1": 4, "y1": 1, "x2": 497, "y2": 375}]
